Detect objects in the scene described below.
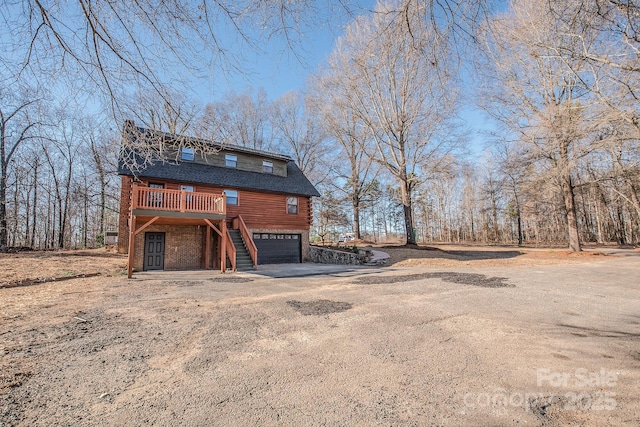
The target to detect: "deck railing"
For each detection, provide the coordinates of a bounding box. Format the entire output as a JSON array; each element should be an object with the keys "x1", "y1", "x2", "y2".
[
  {"x1": 225, "y1": 228, "x2": 237, "y2": 272},
  {"x1": 132, "y1": 185, "x2": 226, "y2": 215}
]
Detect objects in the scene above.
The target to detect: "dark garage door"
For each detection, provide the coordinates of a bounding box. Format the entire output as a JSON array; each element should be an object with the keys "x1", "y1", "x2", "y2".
[{"x1": 253, "y1": 233, "x2": 301, "y2": 264}]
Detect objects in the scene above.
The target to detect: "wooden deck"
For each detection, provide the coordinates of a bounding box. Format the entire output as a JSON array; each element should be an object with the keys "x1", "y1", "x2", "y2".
[
  {"x1": 132, "y1": 186, "x2": 226, "y2": 215},
  {"x1": 127, "y1": 185, "x2": 229, "y2": 277}
]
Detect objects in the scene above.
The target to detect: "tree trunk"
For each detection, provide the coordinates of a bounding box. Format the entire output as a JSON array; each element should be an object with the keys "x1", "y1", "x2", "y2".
[
  {"x1": 561, "y1": 173, "x2": 581, "y2": 251},
  {"x1": 594, "y1": 191, "x2": 603, "y2": 244},
  {"x1": 0, "y1": 167, "x2": 6, "y2": 251},
  {"x1": 31, "y1": 162, "x2": 38, "y2": 248},
  {"x1": 57, "y1": 196, "x2": 64, "y2": 249},
  {"x1": 24, "y1": 186, "x2": 31, "y2": 245},
  {"x1": 44, "y1": 190, "x2": 51, "y2": 248},
  {"x1": 615, "y1": 204, "x2": 626, "y2": 245},
  {"x1": 91, "y1": 140, "x2": 106, "y2": 237},
  {"x1": 516, "y1": 211, "x2": 523, "y2": 246},
  {"x1": 83, "y1": 187, "x2": 89, "y2": 248},
  {"x1": 353, "y1": 197, "x2": 361, "y2": 240},
  {"x1": 513, "y1": 191, "x2": 523, "y2": 246},
  {"x1": 99, "y1": 179, "x2": 106, "y2": 237},
  {"x1": 400, "y1": 178, "x2": 416, "y2": 245},
  {"x1": 492, "y1": 198, "x2": 499, "y2": 243},
  {"x1": 470, "y1": 208, "x2": 475, "y2": 242},
  {"x1": 11, "y1": 176, "x2": 19, "y2": 246}
]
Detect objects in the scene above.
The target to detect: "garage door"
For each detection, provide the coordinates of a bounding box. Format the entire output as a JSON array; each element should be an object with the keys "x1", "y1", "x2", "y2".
[{"x1": 253, "y1": 233, "x2": 301, "y2": 264}]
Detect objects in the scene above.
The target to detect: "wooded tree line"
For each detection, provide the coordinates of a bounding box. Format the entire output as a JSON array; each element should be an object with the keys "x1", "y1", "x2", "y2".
[
  {"x1": 311, "y1": 0, "x2": 640, "y2": 249},
  {"x1": 0, "y1": 0, "x2": 638, "y2": 250},
  {"x1": 0, "y1": 96, "x2": 120, "y2": 249}
]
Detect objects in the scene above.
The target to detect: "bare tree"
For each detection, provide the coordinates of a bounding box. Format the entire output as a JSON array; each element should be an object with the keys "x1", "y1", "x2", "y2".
[
  {"x1": 0, "y1": 1, "x2": 358, "y2": 175},
  {"x1": 272, "y1": 91, "x2": 328, "y2": 183},
  {"x1": 310, "y1": 75, "x2": 379, "y2": 240},
  {"x1": 477, "y1": 0, "x2": 609, "y2": 251},
  {"x1": 546, "y1": 1, "x2": 640, "y2": 120},
  {"x1": 41, "y1": 109, "x2": 82, "y2": 249},
  {"x1": 323, "y1": 0, "x2": 460, "y2": 245},
  {"x1": 494, "y1": 142, "x2": 531, "y2": 246},
  {"x1": 3, "y1": 1, "x2": 333, "y2": 110},
  {"x1": 123, "y1": 88, "x2": 201, "y2": 136},
  {"x1": 84, "y1": 122, "x2": 119, "y2": 244},
  {"x1": 0, "y1": 88, "x2": 40, "y2": 250},
  {"x1": 542, "y1": 1, "x2": 640, "y2": 236},
  {"x1": 197, "y1": 88, "x2": 274, "y2": 150},
  {"x1": 313, "y1": 190, "x2": 349, "y2": 246}
]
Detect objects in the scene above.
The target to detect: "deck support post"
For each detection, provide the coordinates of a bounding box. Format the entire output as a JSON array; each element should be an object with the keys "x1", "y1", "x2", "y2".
[
  {"x1": 127, "y1": 215, "x2": 136, "y2": 278},
  {"x1": 221, "y1": 220, "x2": 227, "y2": 273},
  {"x1": 205, "y1": 226, "x2": 211, "y2": 269}
]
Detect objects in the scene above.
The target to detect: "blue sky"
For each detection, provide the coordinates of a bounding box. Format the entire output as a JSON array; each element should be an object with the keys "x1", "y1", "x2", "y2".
[
  {"x1": 189, "y1": 5, "x2": 373, "y2": 104},
  {"x1": 183, "y1": 3, "x2": 494, "y2": 157},
  {"x1": 0, "y1": 1, "x2": 493, "y2": 156}
]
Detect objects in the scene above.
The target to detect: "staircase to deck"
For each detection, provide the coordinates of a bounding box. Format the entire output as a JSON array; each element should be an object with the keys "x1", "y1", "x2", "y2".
[{"x1": 228, "y1": 229, "x2": 254, "y2": 271}]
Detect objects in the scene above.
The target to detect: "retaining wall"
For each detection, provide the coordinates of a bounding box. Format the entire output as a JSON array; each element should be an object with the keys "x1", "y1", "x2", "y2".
[{"x1": 308, "y1": 246, "x2": 367, "y2": 265}]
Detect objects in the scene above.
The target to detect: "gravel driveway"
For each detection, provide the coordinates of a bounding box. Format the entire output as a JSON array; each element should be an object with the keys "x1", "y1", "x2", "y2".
[{"x1": 1, "y1": 256, "x2": 639, "y2": 426}]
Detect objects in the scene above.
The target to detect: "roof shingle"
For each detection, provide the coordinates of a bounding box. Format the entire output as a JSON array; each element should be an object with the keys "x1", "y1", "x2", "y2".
[{"x1": 118, "y1": 124, "x2": 320, "y2": 197}]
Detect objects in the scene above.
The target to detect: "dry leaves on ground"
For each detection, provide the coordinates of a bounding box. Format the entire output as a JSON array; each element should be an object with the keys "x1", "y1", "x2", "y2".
[{"x1": 0, "y1": 248, "x2": 127, "y2": 287}]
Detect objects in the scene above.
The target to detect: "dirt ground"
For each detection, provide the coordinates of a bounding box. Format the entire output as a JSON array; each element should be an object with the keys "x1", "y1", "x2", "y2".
[
  {"x1": 1, "y1": 246, "x2": 639, "y2": 426},
  {"x1": 0, "y1": 247, "x2": 126, "y2": 288},
  {"x1": 370, "y1": 243, "x2": 630, "y2": 268}
]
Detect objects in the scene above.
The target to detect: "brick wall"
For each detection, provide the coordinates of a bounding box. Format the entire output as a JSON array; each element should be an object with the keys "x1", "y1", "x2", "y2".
[
  {"x1": 132, "y1": 225, "x2": 204, "y2": 271},
  {"x1": 129, "y1": 224, "x2": 309, "y2": 270},
  {"x1": 117, "y1": 176, "x2": 134, "y2": 254}
]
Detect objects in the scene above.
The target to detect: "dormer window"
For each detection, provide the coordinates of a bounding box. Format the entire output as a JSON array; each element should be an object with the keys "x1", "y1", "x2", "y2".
[
  {"x1": 225, "y1": 154, "x2": 237, "y2": 168},
  {"x1": 181, "y1": 147, "x2": 195, "y2": 161},
  {"x1": 262, "y1": 160, "x2": 273, "y2": 174}
]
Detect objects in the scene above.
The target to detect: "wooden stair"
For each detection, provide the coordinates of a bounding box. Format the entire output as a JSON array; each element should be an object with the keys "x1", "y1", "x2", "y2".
[{"x1": 228, "y1": 229, "x2": 254, "y2": 271}]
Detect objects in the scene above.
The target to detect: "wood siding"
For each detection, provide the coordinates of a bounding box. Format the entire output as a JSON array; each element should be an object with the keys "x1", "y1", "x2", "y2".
[
  {"x1": 164, "y1": 147, "x2": 288, "y2": 177},
  {"x1": 225, "y1": 189, "x2": 312, "y2": 230},
  {"x1": 119, "y1": 176, "x2": 313, "y2": 236}
]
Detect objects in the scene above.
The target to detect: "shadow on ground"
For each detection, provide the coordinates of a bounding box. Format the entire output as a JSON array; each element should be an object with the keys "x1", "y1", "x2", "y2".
[
  {"x1": 381, "y1": 246, "x2": 524, "y2": 261},
  {"x1": 447, "y1": 250, "x2": 524, "y2": 260},
  {"x1": 249, "y1": 264, "x2": 376, "y2": 279}
]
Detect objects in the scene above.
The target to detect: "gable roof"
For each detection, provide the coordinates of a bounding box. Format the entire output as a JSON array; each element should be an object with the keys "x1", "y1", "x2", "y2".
[
  {"x1": 123, "y1": 121, "x2": 293, "y2": 161},
  {"x1": 118, "y1": 122, "x2": 320, "y2": 197}
]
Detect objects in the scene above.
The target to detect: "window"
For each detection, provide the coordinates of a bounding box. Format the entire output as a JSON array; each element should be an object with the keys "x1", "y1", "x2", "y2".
[
  {"x1": 224, "y1": 189, "x2": 238, "y2": 205},
  {"x1": 225, "y1": 154, "x2": 237, "y2": 168},
  {"x1": 287, "y1": 196, "x2": 298, "y2": 214},
  {"x1": 149, "y1": 183, "x2": 164, "y2": 207},
  {"x1": 180, "y1": 185, "x2": 194, "y2": 202},
  {"x1": 181, "y1": 147, "x2": 195, "y2": 161},
  {"x1": 262, "y1": 160, "x2": 273, "y2": 174}
]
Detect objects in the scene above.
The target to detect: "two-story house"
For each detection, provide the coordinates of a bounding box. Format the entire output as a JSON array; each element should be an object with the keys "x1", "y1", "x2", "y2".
[{"x1": 117, "y1": 121, "x2": 320, "y2": 277}]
